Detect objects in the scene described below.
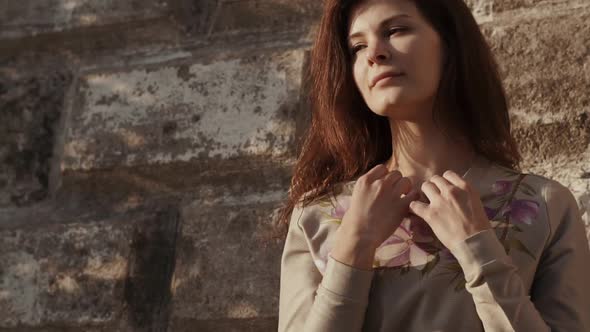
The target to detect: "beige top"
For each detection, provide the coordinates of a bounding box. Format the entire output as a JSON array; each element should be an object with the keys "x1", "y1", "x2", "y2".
[{"x1": 278, "y1": 155, "x2": 590, "y2": 331}]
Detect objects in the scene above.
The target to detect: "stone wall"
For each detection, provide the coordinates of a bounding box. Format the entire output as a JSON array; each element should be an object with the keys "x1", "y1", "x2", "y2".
[{"x1": 0, "y1": 0, "x2": 588, "y2": 331}]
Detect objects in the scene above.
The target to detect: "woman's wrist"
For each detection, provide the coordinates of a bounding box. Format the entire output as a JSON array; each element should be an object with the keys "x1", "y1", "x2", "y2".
[{"x1": 331, "y1": 229, "x2": 377, "y2": 270}]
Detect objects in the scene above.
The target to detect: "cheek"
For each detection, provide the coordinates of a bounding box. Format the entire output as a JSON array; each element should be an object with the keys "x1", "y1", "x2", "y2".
[
  {"x1": 411, "y1": 39, "x2": 444, "y2": 85},
  {"x1": 352, "y1": 61, "x2": 368, "y2": 95}
]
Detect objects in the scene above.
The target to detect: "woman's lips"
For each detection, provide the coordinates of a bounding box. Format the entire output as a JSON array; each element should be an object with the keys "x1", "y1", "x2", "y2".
[{"x1": 371, "y1": 72, "x2": 405, "y2": 88}]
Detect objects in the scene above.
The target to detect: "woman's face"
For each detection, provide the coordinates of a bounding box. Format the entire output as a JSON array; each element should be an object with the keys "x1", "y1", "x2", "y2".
[{"x1": 348, "y1": 0, "x2": 445, "y2": 120}]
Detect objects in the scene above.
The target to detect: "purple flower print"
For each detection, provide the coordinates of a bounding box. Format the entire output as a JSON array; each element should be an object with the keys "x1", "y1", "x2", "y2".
[
  {"x1": 408, "y1": 216, "x2": 439, "y2": 254},
  {"x1": 484, "y1": 206, "x2": 498, "y2": 220},
  {"x1": 438, "y1": 248, "x2": 458, "y2": 263},
  {"x1": 492, "y1": 180, "x2": 513, "y2": 196},
  {"x1": 409, "y1": 216, "x2": 434, "y2": 241},
  {"x1": 374, "y1": 219, "x2": 434, "y2": 269},
  {"x1": 500, "y1": 199, "x2": 540, "y2": 225},
  {"x1": 330, "y1": 195, "x2": 351, "y2": 219}
]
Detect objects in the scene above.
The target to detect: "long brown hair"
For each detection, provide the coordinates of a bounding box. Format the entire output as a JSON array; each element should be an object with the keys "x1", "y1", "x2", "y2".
[{"x1": 273, "y1": 0, "x2": 521, "y2": 240}]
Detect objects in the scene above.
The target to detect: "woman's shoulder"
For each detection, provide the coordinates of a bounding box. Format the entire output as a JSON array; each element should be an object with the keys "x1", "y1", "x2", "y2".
[
  {"x1": 483, "y1": 160, "x2": 572, "y2": 198},
  {"x1": 484, "y1": 161, "x2": 582, "y2": 246},
  {"x1": 290, "y1": 180, "x2": 355, "y2": 274},
  {"x1": 486, "y1": 162, "x2": 578, "y2": 205},
  {"x1": 519, "y1": 171, "x2": 583, "y2": 235},
  {"x1": 293, "y1": 180, "x2": 356, "y2": 230}
]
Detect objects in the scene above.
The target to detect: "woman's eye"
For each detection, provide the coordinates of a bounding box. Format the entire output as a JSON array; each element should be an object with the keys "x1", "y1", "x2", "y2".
[
  {"x1": 387, "y1": 27, "x2": 407, "y2": 36},
  {"x1": 351, "y1": 44, "x2": 366, "y2": 54}
]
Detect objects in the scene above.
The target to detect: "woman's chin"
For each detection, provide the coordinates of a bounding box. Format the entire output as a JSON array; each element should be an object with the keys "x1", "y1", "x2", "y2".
[
  {"x1": 366, "y1": 108, "x2": 393, "y2": 118},
  {"x1": 370, "y1": 101, "x2": 406, "y2": 116}
]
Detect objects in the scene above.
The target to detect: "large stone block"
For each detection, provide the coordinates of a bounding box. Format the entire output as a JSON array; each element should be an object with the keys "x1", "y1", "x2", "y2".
[
  {"x1": 513, "y1": 114, "x2": 590, "y2": 162},
  {"x1": 482, "y1": 11, "x2": 590, "y2": 118},
  {"x1": 169, "y1": 184, "x2": 286, "y2": 327},
  {"x1": 0, "y1": 219, "x2": 131, "y2": 328},
  {"x1": 62, "y1": 49, "x2": 306, "y2": 172},
  {"x1": 0, "y1": 205, "x2": 181, "y2": 330},
  {"x1": 0, "y1": 0, "x2": 175, "y2": 40}
]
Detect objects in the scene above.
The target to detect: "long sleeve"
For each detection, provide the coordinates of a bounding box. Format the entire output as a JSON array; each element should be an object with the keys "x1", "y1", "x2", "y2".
[
  {"x1": 278, "y1": 204, "x2": 374, "y2": 332},
  {"x1": 530, "y1": 180, "x2": 590, "y2": 330},
  {"x1": 449, "y1": 180, "x2": 590, "y2": 331}
]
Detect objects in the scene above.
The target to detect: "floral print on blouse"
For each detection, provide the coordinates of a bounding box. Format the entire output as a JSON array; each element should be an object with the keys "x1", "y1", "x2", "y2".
[{"x1": 312, "y1": 171, "x2": 540, "y2": 289}]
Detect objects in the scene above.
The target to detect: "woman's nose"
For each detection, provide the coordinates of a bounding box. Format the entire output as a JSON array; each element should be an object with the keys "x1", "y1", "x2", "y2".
[{"x1": 366, "y1": 41, "x2": 391, "y2": 65}]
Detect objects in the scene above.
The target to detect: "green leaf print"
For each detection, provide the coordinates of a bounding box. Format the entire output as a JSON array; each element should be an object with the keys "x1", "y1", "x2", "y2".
[
  {"x1": 519, "y1": 182, "x2": 537, "y2": 197},
  {"x1": 420, "y1": 254, "x2": 440, "y2": 276}
]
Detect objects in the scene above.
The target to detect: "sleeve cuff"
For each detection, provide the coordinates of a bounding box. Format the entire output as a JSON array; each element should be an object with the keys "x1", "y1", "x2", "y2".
[
  {"x1": 320, "y1": 255, "x2": 374, "y2": 301},
  {"x1": 449, "y1": 229, "x2": 509, "y2": 282}
]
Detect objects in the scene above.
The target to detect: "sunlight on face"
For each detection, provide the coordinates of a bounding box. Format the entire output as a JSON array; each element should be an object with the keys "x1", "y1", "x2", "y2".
[{"x1": 347, "y1": 0, "x2": 445, "y2": 121}]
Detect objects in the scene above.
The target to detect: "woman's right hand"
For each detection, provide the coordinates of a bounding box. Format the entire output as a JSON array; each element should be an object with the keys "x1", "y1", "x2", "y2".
[{"x1": 330, "y1": 164, "x2": 419, "y2": 269}]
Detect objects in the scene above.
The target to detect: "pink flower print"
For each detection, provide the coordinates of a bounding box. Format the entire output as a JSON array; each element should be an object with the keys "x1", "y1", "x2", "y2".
[
  {"x1": 375, "y1": 219, "x2": 432, "y2": 269},
  {"x1": 501, "y1": 199, "x2": 540, "y2": 225},
  {"x1": 492, "y1": 180, "x2": 513, "y2": 196},
  {"x1": 330, "y1": 195, "x2": 351, "y2": 219}
]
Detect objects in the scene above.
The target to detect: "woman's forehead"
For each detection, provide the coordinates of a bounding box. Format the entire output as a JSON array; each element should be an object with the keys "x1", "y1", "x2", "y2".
[{"x1": 348, "y1": 0, "x2": 417, "y2": 33}]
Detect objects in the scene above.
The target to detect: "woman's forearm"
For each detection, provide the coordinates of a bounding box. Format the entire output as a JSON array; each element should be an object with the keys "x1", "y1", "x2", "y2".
[{"x1": 330, "y1": 227, "x2": 377, "y2": 270}]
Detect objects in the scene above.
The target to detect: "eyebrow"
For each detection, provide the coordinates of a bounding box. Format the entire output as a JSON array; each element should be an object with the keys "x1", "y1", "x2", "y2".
[{"x1": 348, "y1": 13, "x2": 411, "y2": 41}]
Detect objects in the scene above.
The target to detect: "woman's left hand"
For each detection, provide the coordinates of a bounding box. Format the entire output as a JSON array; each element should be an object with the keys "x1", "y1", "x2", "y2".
[{"x1": 408, "y1": 170, "x2": 492, "y2": 250}]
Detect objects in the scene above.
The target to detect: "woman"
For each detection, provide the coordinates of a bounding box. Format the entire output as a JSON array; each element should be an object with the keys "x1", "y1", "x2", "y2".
[{"x1": 277, "y1": 0, "x2": 590, "y2": 331}]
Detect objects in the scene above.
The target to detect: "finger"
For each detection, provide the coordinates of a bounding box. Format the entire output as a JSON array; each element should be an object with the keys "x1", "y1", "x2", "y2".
[
  {"x1": 420, "y1": 181, "x2": 440, "y2": 201},
  {"x1": 400, "y1": 187, "x2": 420, "y2": 205},
  {"x1": 428, "y1": 174, "x2": 453, "y2": 193},
  {"x1": 382, "y1": 170, "x2": 403, "y2": 185},
  {"x1": 442, "y1": 170, "x2": 471, "y2": 192},
  {"x1": 409, "y1": 200, "x2": 430, "y2": 220},
  {"x1": 363, "y1": 164, "x2": 389, "y2": 183},
  {"x1": 392, "y1": 177, "x2": 412, "y2": 197}
]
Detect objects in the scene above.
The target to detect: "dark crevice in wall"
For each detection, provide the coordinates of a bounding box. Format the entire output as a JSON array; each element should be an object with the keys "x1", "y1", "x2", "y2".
[
  {"x1": 124, "y1": 206, "x2": 182, "y2": 332},
  {"x1": 0, "y1": 67, "x2": 73, "y2": 207}
]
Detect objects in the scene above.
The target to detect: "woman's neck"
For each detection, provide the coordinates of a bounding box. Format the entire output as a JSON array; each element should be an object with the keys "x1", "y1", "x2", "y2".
[{"x1": 385, "y1": 120, "x2": 476, "y2": 188}]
